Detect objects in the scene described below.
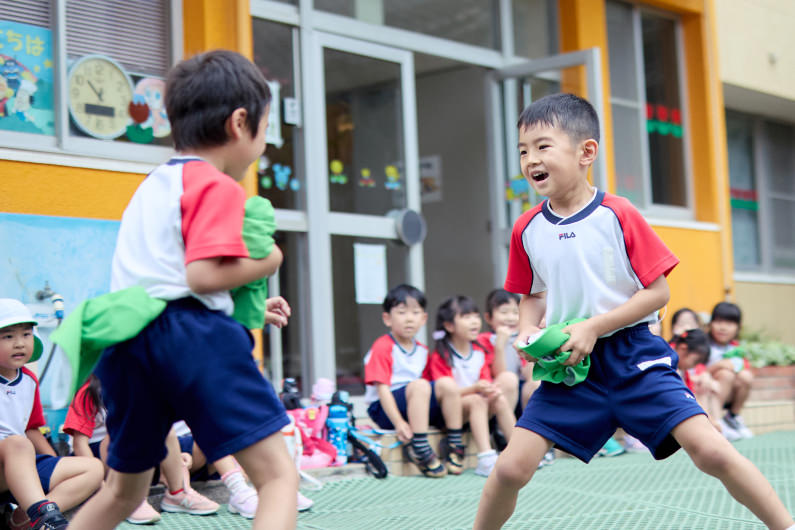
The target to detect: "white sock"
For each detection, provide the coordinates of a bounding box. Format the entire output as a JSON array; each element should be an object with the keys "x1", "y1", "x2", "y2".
[
  {"x1": 221, "y1": 469, "x2": 250, "y2": 496},
  {"x1": 477, "y1": 450, "x2": 497, "y2": 459}
]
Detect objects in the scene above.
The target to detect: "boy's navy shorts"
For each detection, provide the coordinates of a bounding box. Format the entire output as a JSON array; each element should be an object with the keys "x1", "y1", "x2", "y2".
[
  {"x1": 95, "y1": 297, "x2": 289, "y2": 473},
  {"x1": 0, "y1": 455, "x2": 60, "y2": 504},
  {"x1": 517, "y1": 323, "x2": 704, "y2": 462},
  {"x1": 367, "y1": 381, "x2": 446, "y2": 430}
]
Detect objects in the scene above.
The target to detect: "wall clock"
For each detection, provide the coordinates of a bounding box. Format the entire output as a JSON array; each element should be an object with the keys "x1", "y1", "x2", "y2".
[{"x1": 68, "y1": 54, "x2": 134, "y2": 140}]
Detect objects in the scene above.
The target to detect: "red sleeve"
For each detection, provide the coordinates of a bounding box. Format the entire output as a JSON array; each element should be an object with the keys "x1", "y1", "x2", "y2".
[
  {"x1": 63, "y1": 382, "x2": 97, "y2": 438},
  {"x1": 181, "y1": 161, "x2": 249, "y2": 265},
  {"x1": 424, "y1": 352, "x2": 453, "y2": 381},
  {"x1": 504, "y1": 205, "x2": 544, "y2": 295},
  {"x1": 364, "y1": 335, "x2": 394, "y2": 386},
  {"x1": 22, "y1": 368, "x2": 45, "y2": 431},
  {"x1": 474, "y1": 343, "x2": 493, "y2": 382},
  {"x1": 601, "y1": 194, "x2": 679, "y2": 287}
]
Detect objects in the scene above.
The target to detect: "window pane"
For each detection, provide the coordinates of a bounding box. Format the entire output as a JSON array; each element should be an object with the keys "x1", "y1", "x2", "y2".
[
  {"x1": 606, "y1": 0, "x2": 638, "y2": 101},
  {"x1": 771, "y1": 198, "x2": 795, "y2": 269},
  {"x1": 253, "y1": 19, "x2": 304, "y2": 211},
  {"x1": 314, "y1": 0, "x2": 501, "y2": 50},
  {"x1": 324, "y1": 49, "x2": 406, "y2": 215},
  {"x1": 612, "y1": 103, "x2": 645, "y2": 206},
  {"x1": 725, "y1": 111, "x2": 761, "y2": 269},
  {"x1": 331, "y1": 235, "x2": 409, "y2": 396},
  {"x1": 642, "y1": 13, "x2": 687, "y2": 207},
  {"x1": 512, "y1": 0, "x2": 558, "y2": 58},
  {"x1": 761, "y1": 121, "x2": 795, "y2": 195},
  {"x1": 0, "y1": 3, "x2": 55, "y2": 136}
]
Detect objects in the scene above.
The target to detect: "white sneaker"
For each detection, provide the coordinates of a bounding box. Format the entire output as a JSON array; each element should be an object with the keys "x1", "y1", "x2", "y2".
[
  {"x1": 622, "y1": 434, "x2": 649, "y2": 453},
  {"x1": 723, "y1": 413, "x2": 753, "y2": 439},
  {"x1": 227, "y1": 485, "x2": 258, "y2": 519},
  {"x1": 719, "y1": 417, "x2": 742, "y2": 442},
  {"x1": 475, "y1": 450, "x2": 498, "y2": 477},
  {"x1": 297, "y1": 492, "x2": 314, "y2": 512}
]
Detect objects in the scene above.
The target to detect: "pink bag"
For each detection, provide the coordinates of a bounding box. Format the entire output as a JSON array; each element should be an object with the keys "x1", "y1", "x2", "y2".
[{"x1": 287, "y1": 406, "x2": 337, "y2": 469}]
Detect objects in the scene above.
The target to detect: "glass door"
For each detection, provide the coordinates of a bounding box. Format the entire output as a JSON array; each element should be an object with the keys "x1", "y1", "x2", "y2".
[
  {"x1": 304, "y1": 32, "x2": 422, "y2": 394},
  {"x1": 486, "y1": 48, "x2": 605, "y2": 285}
]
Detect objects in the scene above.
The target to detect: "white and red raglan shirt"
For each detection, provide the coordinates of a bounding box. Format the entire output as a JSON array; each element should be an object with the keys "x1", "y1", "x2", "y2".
[
  {"x1": 424, "y1": 342, "x2": 492, "y2": 388},
  {"x1": 0, "y1": 367, "x2": 46, "y2": 440},
  {"x1": 363, "y1": 334, "x2": 430, "y2": 405},
  {"x1": 504, "y1": 189, "x2": 679, "y2": 336},
  {"x1": 111, "y1": 157, "x2": 250, "y2": 315}
]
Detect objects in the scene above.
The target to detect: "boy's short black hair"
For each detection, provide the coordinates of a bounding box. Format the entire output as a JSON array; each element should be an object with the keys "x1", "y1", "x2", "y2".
[
  {"x1": 517, "y1": 92, "x2": 600, "y2": 144},
  {"x1": 711, "y1": 302, "x2": 742, "y2": 325},
  {"x1": 382, "y1": 284, "x2": 427, "y2": 313},
  {"x1": 672, "y1": 328, "x2": 711, "y2": 364},
  {"x1": 485, "y1": 288, "x2": 520, "y2": 315},
  {"x1": 166, "y1": 49, "x2": 272, "y2": 151}
]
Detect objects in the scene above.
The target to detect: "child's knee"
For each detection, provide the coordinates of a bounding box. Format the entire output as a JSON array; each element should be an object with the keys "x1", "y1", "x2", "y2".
[
  {"x1": 688, "y1": 440, "x2": 734, "y2": 476},
  {"x1": 406, "y1": 379, "x2": 431, "y2": 400},
  {"x1": 1, "y1": 435, "x2": 34, "y2": 457},
  {"x1": 493, "y1": 454, "x2": 534, "y2": 490},
  {"x1": 737, "y1": 370, "x2": 754, "y2": 387}
]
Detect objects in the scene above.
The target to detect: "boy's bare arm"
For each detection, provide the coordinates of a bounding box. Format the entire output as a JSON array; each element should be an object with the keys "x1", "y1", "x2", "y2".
[
  {"x1": 376, "y1": 383, "x2": 413, "y2": 442},
  {"x1": 186, "y1": 246, "x2": 283, "y2": 294},
  {"x1": 514, "y1": 292, "x2": 546, "y2": 350},
  {"x1": 561, "y1": 274, "x2": 670, "y2": 366},
  {"x1": 26, "y1": 428, "x2": 56, "y2": 456}
]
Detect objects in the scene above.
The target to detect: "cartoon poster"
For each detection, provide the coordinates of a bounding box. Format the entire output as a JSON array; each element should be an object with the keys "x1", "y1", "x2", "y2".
[{"x1": 0, "y1": 20, "x2": 54, "y2": 135}]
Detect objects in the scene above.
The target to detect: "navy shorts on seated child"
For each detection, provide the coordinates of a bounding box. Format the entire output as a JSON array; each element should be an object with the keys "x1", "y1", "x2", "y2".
[
  {"x1": 518, "y1": 323, "x2": 704, "y2": 462},
  {"x1": 367, "y1": 381, "x2": 446, "y2": 430},
  {"x1": 96, "y1": 297, "x2": 289, "y2": 473},
  {"x1": 0, "y1": 455, "x2": 60, "y2": 504}
]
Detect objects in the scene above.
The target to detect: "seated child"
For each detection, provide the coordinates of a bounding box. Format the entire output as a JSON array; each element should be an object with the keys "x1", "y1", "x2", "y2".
[
  {"x1": 364, "y1": 284, "x2": 465, "y2": 477},
  {"x1": 425, "y1": 295, "x2": 516, "y2": 477},
  {"x1": 0, "y1": 298, "x2": 103, "y2": 530},
  {"x1": 670, "y1": 307, "x2": 703, "y2": 337},
  {"x1": 671, "y1": 329, "x2": 723, "y2": 432},
  {"x1": 64, "y1": 374, "x2": 219, "y2": 524},
  {"x1": 478, "y1": 289, "x2": 539, "y2": 416},
  {"x1": 707, "y1": 302, "x2": 754, "y2": 440}
]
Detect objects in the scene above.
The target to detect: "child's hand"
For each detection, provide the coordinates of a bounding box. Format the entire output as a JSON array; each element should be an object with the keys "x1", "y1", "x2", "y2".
[
  {"x1": 495, "y1": 325, "x2": 513, "y2": 347},
  {"x1": 560, "y1": 319, "x2": 599, "y2": 366},
  {"x1": 395, "y1": 420, "x2": 414, "y2": 444},
  {"x1": 514, "y1": 327, "x2": 542, "y2": 360},
  {"x1": 265, "y1": 296, "x2": 291, "y2": 328}
]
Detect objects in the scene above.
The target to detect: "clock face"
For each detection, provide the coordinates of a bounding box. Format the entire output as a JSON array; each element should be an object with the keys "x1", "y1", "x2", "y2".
[{"x1": 68, "y1": 55, "x2": 134, "y2": 140}]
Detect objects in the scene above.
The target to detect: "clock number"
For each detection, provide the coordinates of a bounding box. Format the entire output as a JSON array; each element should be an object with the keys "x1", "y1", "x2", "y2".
[
  {"x1": 95, "y1": 64, "x2": 103, "y2": 75},
  {"x1": 71, "y1": 87, "x2": 80, "y2": 99},
  {"x1": 75, "y1": 75, "x2": 84, "y2": 86},
  {"x1": 95, "y1": 118, "x2": 103, "y2": 131}
]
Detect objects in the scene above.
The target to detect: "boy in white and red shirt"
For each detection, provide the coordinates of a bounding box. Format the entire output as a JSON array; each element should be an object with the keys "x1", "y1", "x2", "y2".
[
  {"x1": 364, "y1": 284, "x2": 464, "y2": 477},
  {"x1": 0, "y1": 299, "x2": 102, "y2": 530}
]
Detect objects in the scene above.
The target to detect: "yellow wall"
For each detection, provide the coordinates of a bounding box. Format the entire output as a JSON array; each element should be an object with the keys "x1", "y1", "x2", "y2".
[
  {"x1": 735, "y1": 282, "x2": 795, "y2": 344},
  {"x1": 715, "y1": 0, "x2": 795, "y2": 101}
]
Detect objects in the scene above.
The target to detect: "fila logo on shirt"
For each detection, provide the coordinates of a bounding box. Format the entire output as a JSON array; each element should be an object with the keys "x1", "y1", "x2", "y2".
[{"x1": 558, "y1": 232, "x2": 576, "y2": 240}]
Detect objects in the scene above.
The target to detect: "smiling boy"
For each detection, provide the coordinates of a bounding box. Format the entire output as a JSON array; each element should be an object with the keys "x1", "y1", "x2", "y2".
[{"x1": 473, "y1": 93, "x2": 794, "y2": 530}]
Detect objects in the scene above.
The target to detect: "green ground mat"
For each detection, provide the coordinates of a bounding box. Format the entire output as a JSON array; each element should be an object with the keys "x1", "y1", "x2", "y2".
[{"x1": 116, "y1": 430, "x2": 795, "y2": 529}]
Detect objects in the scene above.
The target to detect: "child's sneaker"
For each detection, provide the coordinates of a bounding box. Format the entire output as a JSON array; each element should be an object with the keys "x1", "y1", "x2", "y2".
[
  {"x1": 29, "y1": 502, "x2": 68, "y2": 530},
  {"x1": 297, "y1": 492, "x2": 314, "y2": 512},
  {"x1": 475, "y1": 450, "x2": 498, "y2": 477},
  {"x1": 439, "y1": 438, "x2": 465, "y2": 475},
  {"x1": 126, "y1": 499, "x2": 162, "y2": 525},
  {"x1": 598, "y1": 437, "x2": 625, "y2": 457},
  {"x1": 161, "y1": 488, "x2": 220, "y2": 515},
  {"x1": 227, "y1": 484, "x2": 258, "y2": 519},
  {"x1": 719, "y1": 416, "x2": 742, "y2": 442},
  {"x1": 539, "y1": 448, "x2": 556, "y2": 468},
  {"x1": 622, "y1": 434, "x2": 649, "y2": 453},
  {"x1": 403, "y1": 444, "x2": 447, "y2": 478},
  {"x1": 723, "y1": 413, "x2": 753, "y2": 439}
]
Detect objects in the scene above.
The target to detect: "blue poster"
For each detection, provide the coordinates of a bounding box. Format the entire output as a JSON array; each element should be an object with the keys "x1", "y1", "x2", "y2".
[{"x1": 0, "y1": 20, "x2": 54, "y2": 135}]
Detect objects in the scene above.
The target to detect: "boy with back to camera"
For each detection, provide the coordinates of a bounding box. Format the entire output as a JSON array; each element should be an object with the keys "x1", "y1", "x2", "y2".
[
  {"x1": 364, "y1": 284, "x2": 465, "y2": 477},
  {"x1": 68, "y1": 50, "x2": 297, "y2": 529},
  {"x1": 473, "y1": 93, "x2": 794, "y2": 530},
  {"x1": 0, "y1": 299, "x2": 103, "y2": 530}
]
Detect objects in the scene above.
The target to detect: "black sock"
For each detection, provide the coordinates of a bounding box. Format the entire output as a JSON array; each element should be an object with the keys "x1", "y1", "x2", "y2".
[
  {"x1": 411, "y1": 433, "x2": 434, "y2": 460},
  {"x1": 447, "y1": 428, "x2": 464, "y2": 447},
  {"x1": 27, "y1": 500, "x2": 55, "y2": 521}
]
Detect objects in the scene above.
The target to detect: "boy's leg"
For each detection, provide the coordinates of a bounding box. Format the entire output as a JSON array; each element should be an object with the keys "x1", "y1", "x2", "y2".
[
  {"x1": 463, "y1": 395, "x2": 492, "y2": 453},
  {"x1": 159, "y1": 429, "x2": 186, "y2": 490},
  {"x1": 434, "y1": 376, "x2": 463, "y2": 429},
  {"x1": 673, "y1": 415, "x2": 794, "y2": 530},
  {"x1": 712, "y1": 367, "x2": 736, "y2": 405},
  {"x1": 405, "y1": 379, "x2": 431, "y2": 432},
  {"x1": 0, "y1": 435, "x2": 47, "y2": 510},
  {"x1": 45, "y1": 456, "x2": 103, "y2": 511},
  {"x1": 233, "y1": 431, "x2": 298, "y2": 530},
  {"x1": 68, "y1": 468, "x2": 155, "y2": 530},
  {"x1": 474, "y1": 427, "x2": 551, "y2": 530}
]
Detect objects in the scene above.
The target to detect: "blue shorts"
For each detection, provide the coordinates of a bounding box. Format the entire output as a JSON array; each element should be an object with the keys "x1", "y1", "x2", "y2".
[
  {"x1": 0, "y1": 455, "x2": 60, "y2": 504},
  {"x1": 517, "y1": 323, "x2": 704, "y2": 462},
  {"x1": 95, "y1": 297, "x2": 290, "y2": 473},
  {"x1": 367, "y1": 381, "x2": 446, "y2": 430}
]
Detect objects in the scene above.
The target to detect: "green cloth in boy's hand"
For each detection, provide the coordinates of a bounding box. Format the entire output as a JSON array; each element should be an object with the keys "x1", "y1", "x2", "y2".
[
  {"x1": 519, "y1": 318, "x2": 590, "y2": 386},
  {"x1": 231, "y1": 196, "x2": 276, "y2": 329}
]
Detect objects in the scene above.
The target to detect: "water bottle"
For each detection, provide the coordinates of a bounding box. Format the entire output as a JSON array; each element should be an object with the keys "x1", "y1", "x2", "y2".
[{"x1": 327, "y1": 404, "x2": 349, "y2": 465}]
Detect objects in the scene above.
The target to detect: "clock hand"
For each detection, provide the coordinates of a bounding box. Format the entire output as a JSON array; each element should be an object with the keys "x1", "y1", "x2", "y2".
[{"x1": 87, "y1": 80, "x2": 103, "y2": 102}]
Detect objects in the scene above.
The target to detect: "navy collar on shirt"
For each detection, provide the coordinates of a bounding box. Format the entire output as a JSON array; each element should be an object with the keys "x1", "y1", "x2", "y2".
[
  {"x1": 542, "y1": 189, "x2": 605, "y2": 225},
  {"x1": 446, "y1": 341, "x2": 474, "y2": 361},
  {"x1": 0, "y1": 369, "x2": 21, "y2": 386},
  {"x1": 389, "y1": 334, "x2": 419, "y2": 355},
  {"x1": 165, "y1": 156, "x2": 204, "y2": 166}
]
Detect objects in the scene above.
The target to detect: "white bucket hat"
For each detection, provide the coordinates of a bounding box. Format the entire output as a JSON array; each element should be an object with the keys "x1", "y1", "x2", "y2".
[{"x1": 0, "y1": 298, "x2": 44, "y2": 362}]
